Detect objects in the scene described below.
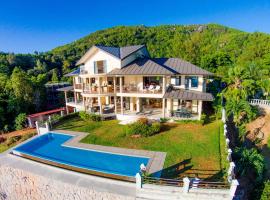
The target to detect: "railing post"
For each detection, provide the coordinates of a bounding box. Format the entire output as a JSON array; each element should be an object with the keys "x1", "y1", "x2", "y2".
[
  {"x1": 228, "y1": 162, "x2": 235, "y2": 183},
  {"x1": 35, "y1": 121, "x2": 40, "y2": 135},
  {"x1": 45, "y1": 122, "x2": 50, "y2": 132},
  {"x1": 183, "y1": 177, "x2": 190, "y2": 193},
  {"x1": 227, "y1": 149, "x2": 232, "y2": 161},
  {"x1": 222, "y1": 108, "x2": 226, "y2": 123},
  {"x1": 225, "y1": 138, "x2": 230, "y2": 149},
  {"x1": 136, "y1": 173, "x2": 142, "y2": 189},
  {"x1": 230, "y1": 179, "x2": 239, "y2": 198}
]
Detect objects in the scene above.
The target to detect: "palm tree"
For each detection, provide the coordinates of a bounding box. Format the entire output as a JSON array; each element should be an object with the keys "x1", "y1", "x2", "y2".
[{"x1": 234, "y1": 147, "x2": 265, "y2": 182}]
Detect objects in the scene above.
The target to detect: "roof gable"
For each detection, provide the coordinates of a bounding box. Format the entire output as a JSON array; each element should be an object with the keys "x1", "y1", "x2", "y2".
[{"x1": 76, "y1": 45, "x2": 146, "y2": 65}]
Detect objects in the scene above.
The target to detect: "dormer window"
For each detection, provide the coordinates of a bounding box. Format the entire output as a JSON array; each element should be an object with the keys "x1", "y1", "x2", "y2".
[{"x1": 94, "y1": 60, "x2": 107, "y2": 74}]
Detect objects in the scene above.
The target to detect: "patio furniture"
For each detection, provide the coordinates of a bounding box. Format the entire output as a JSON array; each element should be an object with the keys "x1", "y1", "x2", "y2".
[
  {"x1": 174, "y1": 108, "x2": 192, "y2": 118},
  {"x1": 154, "y1": 85, "x2": 161, "y2": 93},
  {"x1": 148, "y1": 85, "x2": 155, "y2": 93}
]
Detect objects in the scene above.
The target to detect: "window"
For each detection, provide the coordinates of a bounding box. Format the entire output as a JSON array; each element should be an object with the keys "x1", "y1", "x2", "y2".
[
  {"x1": 171, "y1": 76, "x2": 181, "y2": 86},
  {"x1": 94, "y1": 60, "x2": 107, "y2": 74},
  {"x1": 185, "y1": 76, "x2": 198, "y2": 89}
]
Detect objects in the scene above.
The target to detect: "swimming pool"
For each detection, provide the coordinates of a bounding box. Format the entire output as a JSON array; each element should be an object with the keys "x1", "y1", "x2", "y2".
[{"x1": 12, "y1": 132, "x2": 149, "y2": 179}]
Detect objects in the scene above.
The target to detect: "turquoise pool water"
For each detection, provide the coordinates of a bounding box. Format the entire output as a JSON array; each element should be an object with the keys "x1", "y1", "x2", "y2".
[{"x1": 13, "y1": 132, "x2": 149, "y2": 177}]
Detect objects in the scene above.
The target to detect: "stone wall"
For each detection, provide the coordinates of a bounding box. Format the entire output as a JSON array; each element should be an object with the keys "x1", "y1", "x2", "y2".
[{"x1": 0, "y1": 166, "x2": 134, "y2": 200}]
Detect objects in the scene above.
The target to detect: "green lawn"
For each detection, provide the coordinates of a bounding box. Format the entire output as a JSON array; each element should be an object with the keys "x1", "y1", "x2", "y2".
[{"x1": 54, "y1": 116, "x2": 226, "y2": 180}]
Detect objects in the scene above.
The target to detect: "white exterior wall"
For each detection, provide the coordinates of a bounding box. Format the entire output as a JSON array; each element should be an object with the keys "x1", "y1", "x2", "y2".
[{"x1": 83, "y1": 49, "x2": 121, "y2": 75}]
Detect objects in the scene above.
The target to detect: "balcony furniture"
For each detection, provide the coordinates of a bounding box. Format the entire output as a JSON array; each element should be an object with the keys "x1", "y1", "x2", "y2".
[
  {"x1": 154, "y1": 85, "x2": 161, "y2": 93},
  {"x1": 148, "y1": 85, "x2": 155, "y2": 93}
]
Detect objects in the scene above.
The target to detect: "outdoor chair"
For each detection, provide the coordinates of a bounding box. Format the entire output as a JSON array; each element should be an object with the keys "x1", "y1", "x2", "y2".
[
  {"x1": 148, "y1": 85, "x2": 155, "y2": 93},
  {"x1": 154, "y1": 85, "x2": 161, "y2": 93}
]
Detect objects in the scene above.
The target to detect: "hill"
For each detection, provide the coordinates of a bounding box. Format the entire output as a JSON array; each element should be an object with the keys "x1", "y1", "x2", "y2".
[{"x1": 0, "y1": 23, "x2": 270, "y2": 132}]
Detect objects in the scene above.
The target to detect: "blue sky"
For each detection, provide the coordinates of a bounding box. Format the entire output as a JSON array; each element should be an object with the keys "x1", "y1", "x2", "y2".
[{"x1": 0, "y1": 0, "x2": 270, "y2": 53}]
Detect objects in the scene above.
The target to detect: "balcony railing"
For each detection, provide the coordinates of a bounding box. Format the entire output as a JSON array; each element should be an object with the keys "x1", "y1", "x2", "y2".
[
  {"x1": 74, "y1": 83, "x2": 83, "y2": 90},
  {"x1": 117, "y1": 84, "x2": 163, "y2": 94},
  {"x1": 83, "y1": 84, "x2": 115, "y2": 94}
]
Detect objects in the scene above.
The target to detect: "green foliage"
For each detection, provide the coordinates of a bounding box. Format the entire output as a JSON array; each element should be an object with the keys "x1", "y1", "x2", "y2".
[
  {"x1": 260, "y1": 181, "x2": 270, "y2": 200},
  {"x1": 79, "y1": 111, "x2": 101, "y2": 121},
  {"x1": 126, "y1": 118, "x2": 161, "y2": 137},
  {"x1": 233, "y1": 147, "x2": 265, "y2": 183},
  {"x1": 14, "y1": 113, "x2": 27, "y2": 130},
  {"x1": 51, "y1": 68, "x2": 59, "y2": 82},
  {"x1": 0, "y1": 24, "x2": 270, "y2": 133}
]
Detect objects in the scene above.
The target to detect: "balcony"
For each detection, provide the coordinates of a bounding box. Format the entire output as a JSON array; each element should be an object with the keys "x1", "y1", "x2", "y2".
[
  {"x1": 74, "y1": 83, "x2": 83, "y2": 90},
  {"x1": 117, "y1": 84, "x2": 163, "y2": 94},
  {"x1": 82, "y1": 84, "x2": 115, "y2": 94}
]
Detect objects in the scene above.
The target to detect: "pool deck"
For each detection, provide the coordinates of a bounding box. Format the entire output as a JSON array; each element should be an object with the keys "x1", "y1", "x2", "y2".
[{"x1": 54, "y1": 129, "x2": 166, "y2": 176}]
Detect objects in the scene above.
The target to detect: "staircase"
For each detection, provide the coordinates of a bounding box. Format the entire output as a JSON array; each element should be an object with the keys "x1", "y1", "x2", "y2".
[{"x1": 136, "y1": 184, "x2": 231, "y2": 200}]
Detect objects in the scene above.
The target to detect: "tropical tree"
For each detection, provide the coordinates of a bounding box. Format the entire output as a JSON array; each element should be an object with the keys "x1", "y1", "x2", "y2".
[{"x1": 234, "y1": 147, "x2": 265, "y2": 183}]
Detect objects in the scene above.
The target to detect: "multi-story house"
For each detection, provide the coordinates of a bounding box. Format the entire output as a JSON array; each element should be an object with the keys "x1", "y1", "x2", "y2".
[{"x1": 60, "y1": 44, "x2": 213, "y2": 120}]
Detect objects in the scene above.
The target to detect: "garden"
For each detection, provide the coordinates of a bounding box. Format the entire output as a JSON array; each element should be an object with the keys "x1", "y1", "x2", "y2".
[{"x1": 54, "y1": 112, "x2": 227, "y2": 180}]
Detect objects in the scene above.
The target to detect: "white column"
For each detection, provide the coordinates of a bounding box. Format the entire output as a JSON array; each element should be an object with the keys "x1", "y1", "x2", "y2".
[
  {"x1": 136, "y1": 98, "x2": 141, "y2": 112},
  {"x1": 230, "y1": 179, "x2": 239, "y2": 197},
  {"x1": 105, "y1": 96, "x2": 109, "y2": 105},
  {"x1": 162, "y1": 98, "x2": 166, "y2": 118},
  {"x1": 162, "y1": 76, "x2": 166, "y2": 94},
  {"x1": 183, "y1": 177, "x2": 190, "y2": 193},
  {"x1": 98, "y1": 97, "x2": 102, "y2": 115},
  {"x1": 120, "y1": 96, "x2": 124, "y2": 114},
  {"x1": 166, "y1": 98, "x2": 172, "y2": 116},
  {"x1": 180, "y1": 75, "x2": 185, "y2": 89},
  {"x1": 120, "y1": 77, "x2": 123, "y2": 93},
  {"x1": 35, "y1": 121, "x2": 40, "y2": 135},
  {"x1": 114, "y1": 97, "x2": 117, "y2": 114},
  {"x1": 135, "y1": 173, "x2": 142, "y2": 189},
  {"x1": 130, "y1": 97, "x2": 134, "y2": 111},
  {"x1": 74, "y1": 91, "x2": 77, "y2": 104},
  {"x1": 64, "y1": 91, "x2": 69, "y2": 114},
  {"x1": 198, "y1": 100, "x2": 202, "y2": 120},
  {"x1": 98, "y1": 76, "x2": 101, "y2": 94},
  {"x1": 113, "y1": 76, "x2": 116, "y2": 93}
]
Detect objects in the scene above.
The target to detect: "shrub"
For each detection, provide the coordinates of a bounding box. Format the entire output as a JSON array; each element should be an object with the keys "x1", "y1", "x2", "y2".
[
  {"x1": 14, "y1": 113, "x2": 27, "y2": 130},
  {"x1": 127, "y1": 120, "x2": 161, "y2": 137},
  {"x1": 160, "y1": 118, "x2": 169, "y2": 123},
  {"x1": 148, "y1": 122, "x2": 161, "y2": 136},
  {"x1": 260, "y1": 180, "x2": 270, "y2": 200},
  {"x1": 79, "y1": 111, "x2": 90, "y2": 121},
  {"x1": 89, "y1": 113, "x2": 101, "y2": 121},
  {"x1": 79, "y1": 111, "x2": 101, "y2": 121}
]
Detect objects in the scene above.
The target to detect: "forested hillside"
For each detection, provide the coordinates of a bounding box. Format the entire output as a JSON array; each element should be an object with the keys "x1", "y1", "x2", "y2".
[{"x1": 0, "y1": 24, "x2": 270, "y2": 132}]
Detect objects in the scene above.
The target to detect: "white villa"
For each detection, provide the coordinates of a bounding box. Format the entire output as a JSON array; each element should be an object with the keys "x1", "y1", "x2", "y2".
[{"x1": 59, "y1": 44, "x2": 214, "y2": 120}]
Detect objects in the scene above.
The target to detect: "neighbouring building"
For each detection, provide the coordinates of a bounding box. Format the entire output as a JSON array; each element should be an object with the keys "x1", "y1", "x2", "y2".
[{"x1": 59, "y1": 45, "x2": 214, "y2": 120}]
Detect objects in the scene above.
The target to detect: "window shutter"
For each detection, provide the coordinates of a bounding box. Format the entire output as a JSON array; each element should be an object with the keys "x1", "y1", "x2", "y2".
[{"x1": 94, "y1": 61, "x2": 97, "y2": 74}]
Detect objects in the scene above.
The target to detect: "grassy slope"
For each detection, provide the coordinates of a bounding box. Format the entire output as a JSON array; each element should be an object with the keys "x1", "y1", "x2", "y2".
[{"x1": 55, "y1": 117, "x2": 224, "y2": 175}]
